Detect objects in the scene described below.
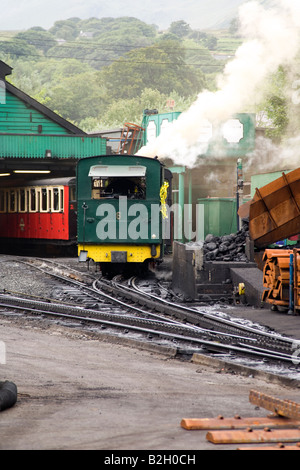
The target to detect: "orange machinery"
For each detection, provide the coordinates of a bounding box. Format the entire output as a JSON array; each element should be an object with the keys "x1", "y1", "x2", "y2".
[
  {"x1": 262, "y1": 248, "x2": 300, "y2": 313},
  {"x1": 241, "y1": 168, "x2": 300, "y2": 313},
  {"x1": 249, "y1": 168, "x2": 300, "y2": 249}
]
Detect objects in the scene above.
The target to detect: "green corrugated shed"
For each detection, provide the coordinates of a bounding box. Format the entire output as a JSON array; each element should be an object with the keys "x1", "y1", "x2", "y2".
[
  {"x1": 0, "y1": 133, "x2": 107, "y2": 159},
  {"x1": 251, "y1": 170, "x2": 291, "y2": 197},
  {"x1": 197, "y1": 197, "x2": 252, "y2": 239},
  {"x1": 0, "y1": 91, "x2": 71, "y2": 135},
  {"x1": 0, "y1": 60, "x2": 107, "y2": 159},
  {"x1": 197, "y1": 198, "x2": 238, "y2": 239}
]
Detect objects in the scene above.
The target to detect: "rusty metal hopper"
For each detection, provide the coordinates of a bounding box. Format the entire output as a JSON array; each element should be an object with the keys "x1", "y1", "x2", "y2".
[{"x1": 249, "y1": 168, "x2": 300, "y2": 248}]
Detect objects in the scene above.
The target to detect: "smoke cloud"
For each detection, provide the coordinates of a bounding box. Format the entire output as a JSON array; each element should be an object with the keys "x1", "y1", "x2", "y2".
[
  {"x1": 137, "y1": 0, "x2": 300, "y2": 168},
  {"x1": 245, "y1": 134, "x2": 300, "y2": 174}
]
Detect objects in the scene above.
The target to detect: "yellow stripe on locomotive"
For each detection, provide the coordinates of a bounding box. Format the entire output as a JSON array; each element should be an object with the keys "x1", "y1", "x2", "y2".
[{"x1": 77, "y1": 244, "x2": 161, "y2": 263}]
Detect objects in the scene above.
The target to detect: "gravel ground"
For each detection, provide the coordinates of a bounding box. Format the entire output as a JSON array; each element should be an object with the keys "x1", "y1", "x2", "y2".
[
  {"x1": 0, "y1": 254, "x2": 300, "y2": 451},
  {"x1": 0, "y1": 258, "x2": 54, "y2": 297}
]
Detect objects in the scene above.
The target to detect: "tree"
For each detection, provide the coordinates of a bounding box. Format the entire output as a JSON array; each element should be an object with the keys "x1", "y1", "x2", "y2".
[
  {"x1": 169, "y1": 21, "x2": 191, "y2": 39},
  {"x1": 256, "y1": 67, "x2": 289, "y2": 140},
  {"x1": 101, "y1": 40, "x2": 205, "y2": 100},
  {"x1": 79, "y1": 88, "x2": 195, "y2": 131},
  {"x1": 49, "y1": 19, "x2": 79, "y2": 40},
  {"x1": 0, "y1": 39, "x2": 40, "y2": 60},
  {"x1": 46, "y1": 71, "x2": 107, "y2": 123},
  {"x1": 265, "y1": 95, "x2": 288, "y2": 139},
  {"x1": 14, "y1": 29, "x2": 56, "y2": 53}
]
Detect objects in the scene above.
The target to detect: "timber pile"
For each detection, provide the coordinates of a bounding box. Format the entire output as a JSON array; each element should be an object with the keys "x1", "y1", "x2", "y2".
[
  {"x1": 181, "y1": 390, "x2": 300, "y2": 449},
  {"x1": 294, "y1": 250, "x2": 300, "y2": 313},
  {"x1": 262, "y1": 249, "x2": 291, "y2": 307},
  {"x1": 262, "y1": 248, "x2": 300, "y2": 311}
]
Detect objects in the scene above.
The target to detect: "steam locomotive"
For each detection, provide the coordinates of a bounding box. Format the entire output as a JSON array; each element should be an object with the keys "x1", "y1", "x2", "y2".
[{"x1": 76, "y1": 154, "x2": 172, "y2": 274}]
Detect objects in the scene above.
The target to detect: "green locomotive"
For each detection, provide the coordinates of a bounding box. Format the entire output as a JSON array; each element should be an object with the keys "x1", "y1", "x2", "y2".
[{"x1": 77, "y1": 155, "x2": 171, "y2": 274}]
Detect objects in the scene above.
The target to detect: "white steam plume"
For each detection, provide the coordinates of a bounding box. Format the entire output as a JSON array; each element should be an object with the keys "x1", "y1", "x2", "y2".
[{"x1": 136, "y1": 0, "x2": 300, "y2": 167}]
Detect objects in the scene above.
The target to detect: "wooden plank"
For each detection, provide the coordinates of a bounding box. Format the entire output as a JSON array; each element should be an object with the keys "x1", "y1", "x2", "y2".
[
  {"x1": 237, "y1": 443, "x2": 300, "y2": 450},
  {"x1": 206, "y1": 428, "x2": 300, "y2": 444},
  {"x1": 181, "y1": 415, "x2": 300, "y2": 430},
  {"x1": 249, "y1": 390, "x2": 300, "y2": 420}
]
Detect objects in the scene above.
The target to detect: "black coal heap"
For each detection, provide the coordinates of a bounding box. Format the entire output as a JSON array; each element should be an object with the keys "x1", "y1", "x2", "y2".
[{"x1": 204, "y1": 222, "x2": 249, "y2": 262}]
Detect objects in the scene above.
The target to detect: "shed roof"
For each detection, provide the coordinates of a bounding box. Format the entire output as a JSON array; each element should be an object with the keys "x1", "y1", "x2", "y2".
[{"x1": 0, "y1": 60, "x2": 85, "y2": 135}]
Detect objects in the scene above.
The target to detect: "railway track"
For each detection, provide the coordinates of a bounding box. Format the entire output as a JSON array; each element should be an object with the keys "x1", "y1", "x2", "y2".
[{"x1": 0, "y1": 256, "x2": 299, "y2": 371}]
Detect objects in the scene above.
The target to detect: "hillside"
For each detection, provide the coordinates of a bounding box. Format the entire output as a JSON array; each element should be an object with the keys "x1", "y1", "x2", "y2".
[
  {"x1": 0, "y1": 2, "x2": 290, "y2": 141},
  {"x1": 0, "y1": 16, "x2": 238, "y2": 131}
]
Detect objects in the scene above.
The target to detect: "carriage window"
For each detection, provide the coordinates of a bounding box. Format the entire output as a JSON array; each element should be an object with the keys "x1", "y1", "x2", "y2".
[
  {"x1": 48, "y1": 190, "x2": 52, "y2": 211},
  {"x1": 53, "y1": 188, "x2": 59, "y2": 211},
  {"x1": 69, "y1": 185, "x2": 76, "y2": 202},
  {"x1": 30, "y1": 189, "x2": 36, "y2": 212},
  {"x1": 19, "y1": 189, "x2": 26, "y2": 212},
  {"x1": 41, "y1": 188, "x2": 48, "y2": 211},
  {"x1": 0, "y1": 190, "x2": 5, "y2": 212},
  {"x1": 91, "y1": 177, "x2": 146, "y2": 200},
  {"x1": 60, "y1": 189, "x2": 64, "y2": 211},
  {"x1": 37, "y1": 191, "x2": 40, "y2": 212},
  {"x1": 9, "y1": 190, "x2": 17, "y2": 212},
  {"x1": 26, "y1": 190, "x2": 30, "y2": 212}
]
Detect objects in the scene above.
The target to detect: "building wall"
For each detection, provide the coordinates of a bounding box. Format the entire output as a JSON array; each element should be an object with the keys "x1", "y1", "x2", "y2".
[{"x1": 0, "y1": 91, "x2": 72, "y2": 135}]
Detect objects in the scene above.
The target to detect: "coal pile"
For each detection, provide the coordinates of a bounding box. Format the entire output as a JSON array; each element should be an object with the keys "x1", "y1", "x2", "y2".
[{"x1": 204, "y1": 223, "x2": 249, "y2": 262}]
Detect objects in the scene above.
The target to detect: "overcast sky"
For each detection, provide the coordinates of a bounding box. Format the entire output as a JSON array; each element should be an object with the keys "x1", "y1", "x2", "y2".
[{"x1": 0, "y1": 0, "x2": 245, "y2": 31}]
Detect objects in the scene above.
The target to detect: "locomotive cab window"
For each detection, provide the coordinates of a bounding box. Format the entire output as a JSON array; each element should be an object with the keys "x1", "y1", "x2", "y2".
[{"x1": 89, "y1": 165, "x2": 146, "y2": 200}]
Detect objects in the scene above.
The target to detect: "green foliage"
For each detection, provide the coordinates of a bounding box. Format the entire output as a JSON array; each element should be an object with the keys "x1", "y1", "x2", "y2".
[
  {"x1": 255, "y1": 67, "x2": 290, "y2": 140},
  {"x1": 102, "y1": 39, "x2": 206, "y2": 101},
  {"x1": 79, "y1": 88, "x2": 195, "y2": 131},
  {"x1": 14, "y1": 29, "x2": 56, "y2": 53},
  {"x1": 264, "y1": 95, "x2": 288, "y2": 139},
  {"x1": 169, "y1": 21, "x2": 192, "y2": 39},
  {"x1": 49, "y1": 19, "x2": 80, "y2": 40},
  {"x1": 2, "y1": 14, "x2": 296, "y2": 144},
  {"x1": 45, "y1": 17, "x2": 157, "y2": 70},
  {"x1": 0, "y1": 16, "x2": 237, "y2": 129},
  {"x1": 0, "y1": 39, "x2": 41, "y2": 60},
  {"x1": 47, "y1": 71, "x2": 108, "y2": 122}
]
